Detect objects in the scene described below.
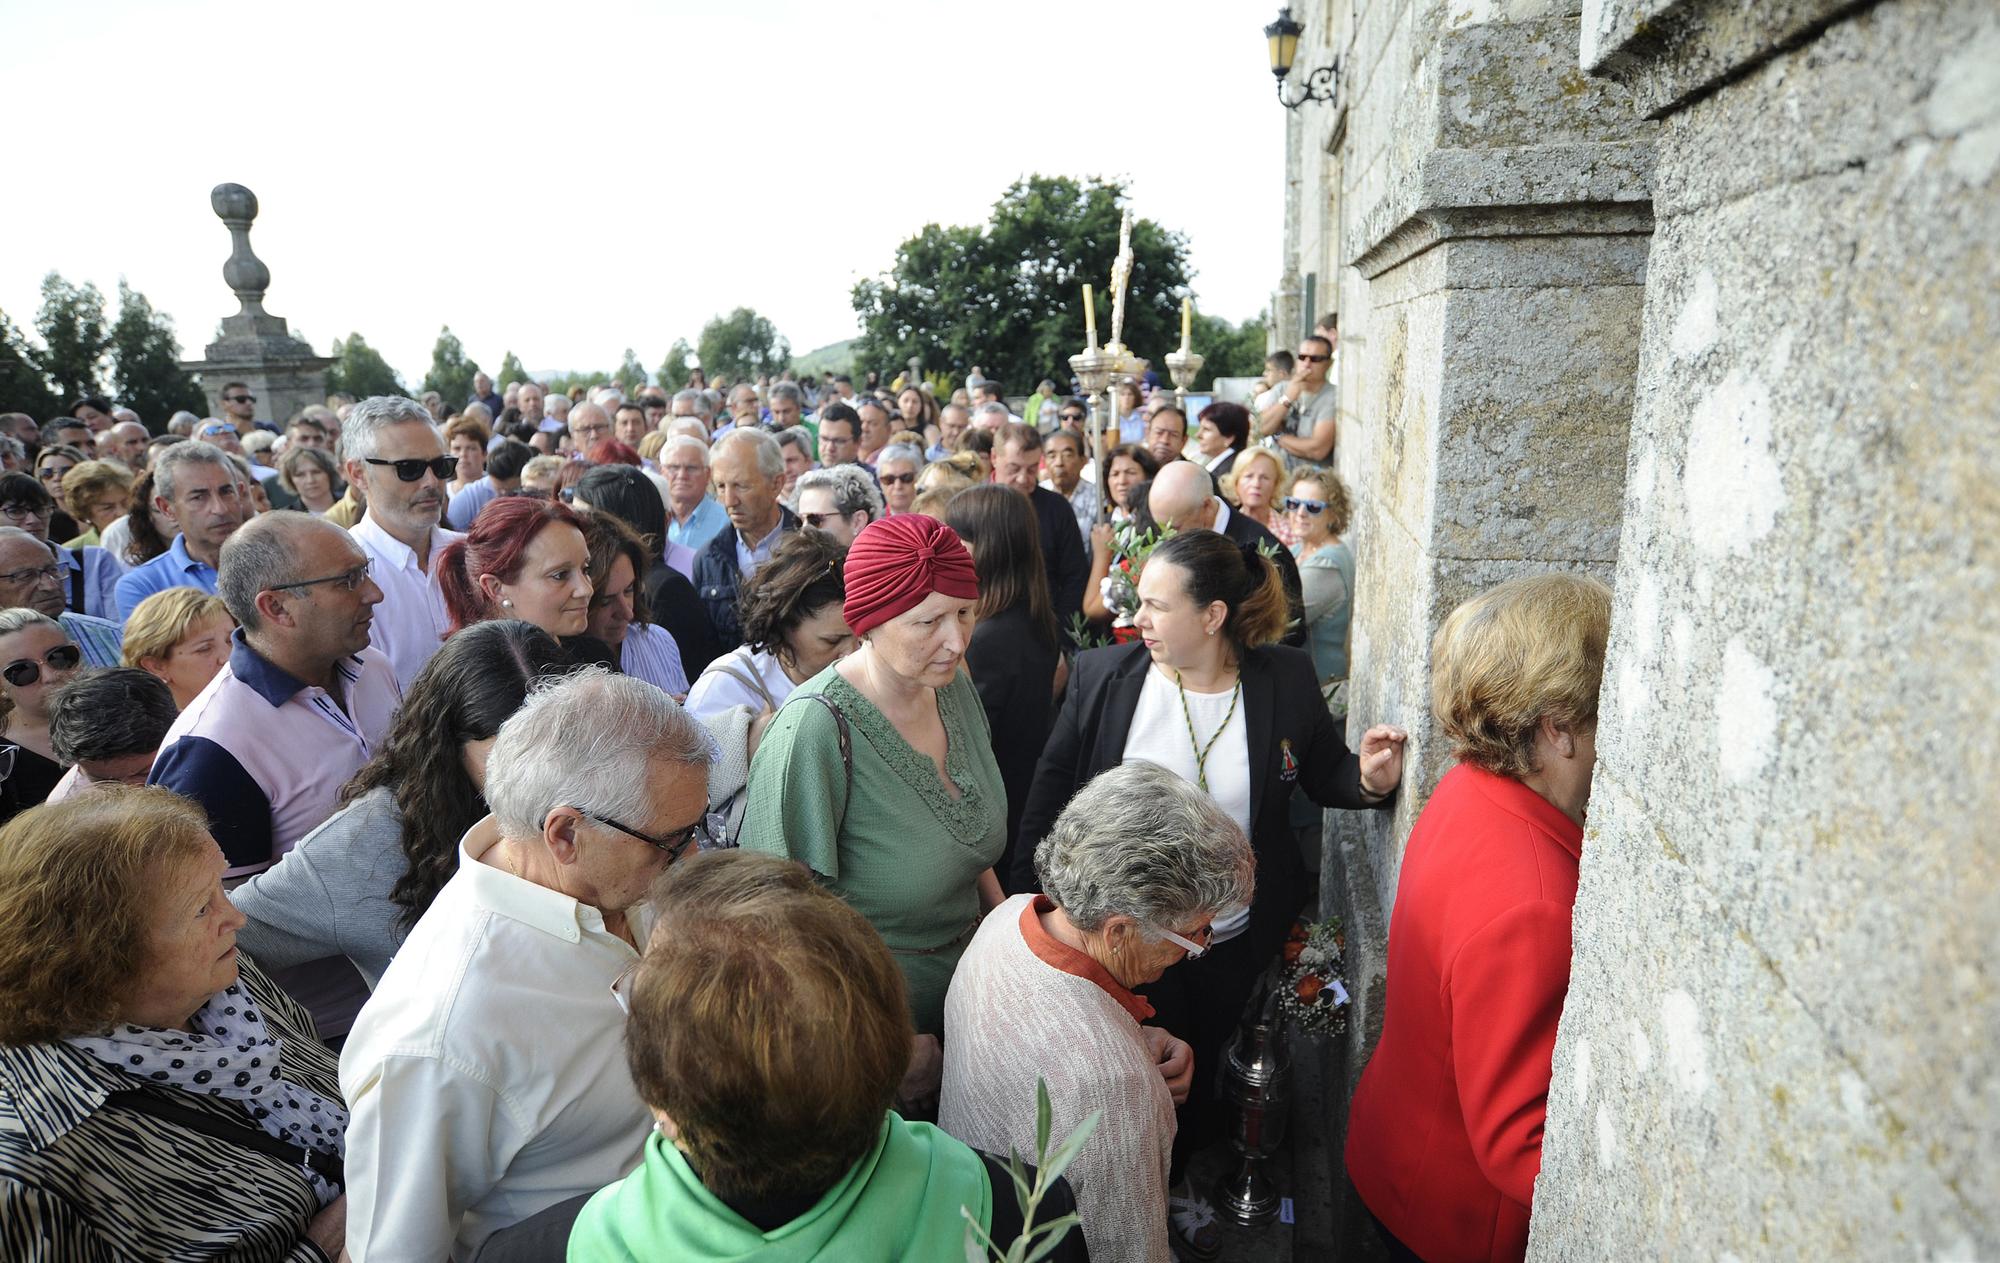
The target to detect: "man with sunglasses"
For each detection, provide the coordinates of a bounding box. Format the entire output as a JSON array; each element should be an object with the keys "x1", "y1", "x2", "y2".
[
  {"x1": 149, "y1": 512, "x2": 395, "y2": 881},
  {"x1": 1255, "y1": 334, "x2": 1340, "y2": 469},
  {"x1": 0, "y1": 527, "x2": 122, "y2": 666},
  {"x1": 112, "y1": 441, "x2": 248, "y2": 620},
  {"x1": 341, "y1": 670, "x2": 713, "y2": 1263},
  {"x1": 217, "y1": 381, "x2": 262, "y2": 433},
  {"x1": 342, "y1": 396, "x2": 467, "y2": 688}
]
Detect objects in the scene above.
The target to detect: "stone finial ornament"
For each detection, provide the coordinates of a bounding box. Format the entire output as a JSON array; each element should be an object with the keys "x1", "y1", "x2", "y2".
[{"x1": 211, "y1": 183, "x2": 271, "y2": 318}]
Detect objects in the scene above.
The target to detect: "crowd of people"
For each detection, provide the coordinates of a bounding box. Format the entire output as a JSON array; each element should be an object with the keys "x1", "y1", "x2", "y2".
[{"x1": 0, "y1": 322, "x2": 1608, "y2": 1263}]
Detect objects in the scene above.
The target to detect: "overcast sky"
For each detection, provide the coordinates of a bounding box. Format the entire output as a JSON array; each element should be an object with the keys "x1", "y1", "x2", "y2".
[{"x1": 1, "y1": 0, "x2": 1287, "y2": 386}]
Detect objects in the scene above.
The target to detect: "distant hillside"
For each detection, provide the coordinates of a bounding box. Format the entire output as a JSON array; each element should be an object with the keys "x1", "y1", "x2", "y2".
[{"x1": 791, "y1": 338, "x2": 858, "y2": 378}]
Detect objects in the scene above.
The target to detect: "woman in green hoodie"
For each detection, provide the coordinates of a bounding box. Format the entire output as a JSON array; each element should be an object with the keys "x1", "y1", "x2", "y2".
[{"x1": 569, "y1": 850, "x2": 1087, "y2": 1262}]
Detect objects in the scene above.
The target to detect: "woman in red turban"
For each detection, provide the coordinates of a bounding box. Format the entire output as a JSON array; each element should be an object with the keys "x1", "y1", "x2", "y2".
[{"x1": 738, "y1": 514, "x2": 1007, "y2": 1114}]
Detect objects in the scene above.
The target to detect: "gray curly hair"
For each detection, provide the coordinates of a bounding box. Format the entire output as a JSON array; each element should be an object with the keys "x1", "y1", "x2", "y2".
[{"x1": 1035, "y1": 761, "x2": 1254, "y2": 935}]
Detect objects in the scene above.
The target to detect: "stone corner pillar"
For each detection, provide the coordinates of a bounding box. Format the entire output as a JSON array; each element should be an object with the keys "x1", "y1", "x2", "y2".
[{"x1": 180, "y1": 183, "x2": 331, "y2": 425}]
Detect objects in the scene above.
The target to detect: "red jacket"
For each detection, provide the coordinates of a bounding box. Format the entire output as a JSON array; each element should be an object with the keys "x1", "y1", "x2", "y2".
[{"x1": 1344, "y1": 763, "x2": 1580, "y2": 1263}]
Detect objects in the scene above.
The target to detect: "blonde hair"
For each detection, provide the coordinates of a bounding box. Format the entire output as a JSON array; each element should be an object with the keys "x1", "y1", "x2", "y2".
[
  {"x1": 59, "y1": 460, "x2": 134, "y2": 522},
  {"x1": 637, "y1": 430, "x2": 669, "y2": 463},
  {"x1": 121, "y1": 589, "x2": 232, "y2": 670},
  {"x1": 0, "y1": 787, "x2": 213, "y2": 1043},
  {"x1": 1219, "y1": 446, "x2": 1290, "y2": 505},
  {"x1": 1430, "y1": 573, "x2": 1613, "y2": 779}
]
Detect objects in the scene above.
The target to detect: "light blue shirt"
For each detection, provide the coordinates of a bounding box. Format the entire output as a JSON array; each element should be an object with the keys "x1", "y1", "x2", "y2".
[
  {"x1": 114, "y1": 535, "x2": 220, "y2": 621},
  {"x1": 667, "y1": 497, "x2": 729, "y2": 556},
  {"x1": 58, "y1": 545, "x2": 124, "y2": 621}
]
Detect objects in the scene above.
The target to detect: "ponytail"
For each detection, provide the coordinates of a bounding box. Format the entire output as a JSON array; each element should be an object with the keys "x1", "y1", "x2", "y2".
[
  {"x1": 435, "y1": 538, "x2": 484, "y2": 633},
  {"x1": 1148, "y1": 529, "x2": 1290, "y2": 652}
]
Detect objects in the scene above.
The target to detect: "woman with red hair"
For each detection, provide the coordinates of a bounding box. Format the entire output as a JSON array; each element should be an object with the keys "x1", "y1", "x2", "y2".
[
  {"x1": 436, "y1": 496, "x2": 614, "y2": 667},
  {"x1": 738, "y1": 514, "x2": 1008, "y2": 1115}
]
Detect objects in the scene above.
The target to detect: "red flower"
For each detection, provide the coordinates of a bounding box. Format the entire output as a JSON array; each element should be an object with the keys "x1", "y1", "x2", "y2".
[
  {"x1": 1111, "y1": 625, "x2": 1142, "y2": 645},
  {"x1": 1288, "y1": 923, "x2": 1310, "y2": 943},
  {"x1": 1296, "y1": 976, "x2": 1325, "y2": 1005},
  {"x1": 1282, "y1": 940, "x2": 1305, "y2": 964}
]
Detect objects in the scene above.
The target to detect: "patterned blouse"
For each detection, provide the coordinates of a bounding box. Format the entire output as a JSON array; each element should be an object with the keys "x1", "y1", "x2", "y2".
[{"x1": 0, "y1": 956, "x2": 341, "y2": 1262}]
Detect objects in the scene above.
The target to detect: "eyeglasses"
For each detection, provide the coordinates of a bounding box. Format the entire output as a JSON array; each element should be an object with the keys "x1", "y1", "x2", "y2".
[
  {"x1": 198, "y1": 424, "x2": 236, "y2": 438},
  {"x1": 35, "y1": 467, "x2": 67, "y2": 483},
  {"x1": 3, "y1": 643, "x2": 81, "y2": 687},
  {"x1": 224, "y1": 394, "x2": 256, "y2": 404},
  {"x1": 800, "y1": 511, "x2": 844, "y2": 529},
  {"x1": 1283, "y1": 497, "x2": 1327, "y2": 514},
  {"x1": 0, "y1": 504, "x2": 48, "y2": 523},
  {"x1": 580, "y1": 808, "x2": 708, "y2": 862},
  {"x1": 1151, "y1": 922, "x2": 1213, "y2": 960},
  {"x1": 268, "y1": 563, "x2": 372, "y2": 595},
  {"x1": 0, "y1": 561, "x2": 63, "y2": 587},
  {"x1": 364, "y1": 455, "x2": 456, "y2": 482},
  {"x1": 878, "y1": 472, "x2": 915, "y2": 486},
  {"x1": 1058, "y1": 412, "x2": 1088, "y2": 423},
  {"x1": 1296, "y1": 353, "x2": 1330, "y2": 363}
]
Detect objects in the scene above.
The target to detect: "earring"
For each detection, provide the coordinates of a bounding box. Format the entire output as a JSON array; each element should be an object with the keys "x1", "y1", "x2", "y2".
[
  {"x1": 1207, "y1": 627, "x2": 1216, "y2": 636},
  {"x1": 501, "y1": 598, "x2": 513, "y2": 609}
]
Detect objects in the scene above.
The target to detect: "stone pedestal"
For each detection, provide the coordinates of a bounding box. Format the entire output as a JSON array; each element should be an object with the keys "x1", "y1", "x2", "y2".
[
  {"x1": 179, "y1": 184, "x2": 330, "y2": 424},
  {"x1": 1533, "y1": 2, "x2": 2000, "y2": 1258}
]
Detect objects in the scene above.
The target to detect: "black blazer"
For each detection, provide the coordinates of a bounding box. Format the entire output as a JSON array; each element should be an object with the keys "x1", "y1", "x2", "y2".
[
  {"x1": 1013, "y1": 640, "x2": 1385, "y2": 964},
  {"x1": 1222, "y1": 509, "x2": 1308, "y2": 649},
  {"x1": 966, "y1": 604, "x2": 1059, "y2": 888},
  {"x1": 1209, "y1": 450, "x2": 1239, "y2": 482},
  {"x1": 692, "y1": 506, "x2": 800, "y2": 651},
  {"x1": 1028, "y1": 484, "x2": 1089, "y2": 625}
]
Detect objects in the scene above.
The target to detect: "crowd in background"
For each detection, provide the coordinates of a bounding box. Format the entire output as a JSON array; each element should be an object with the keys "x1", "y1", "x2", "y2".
[{"x1": 0, "y1": 313, "x2": 1610, "y2": 1263}]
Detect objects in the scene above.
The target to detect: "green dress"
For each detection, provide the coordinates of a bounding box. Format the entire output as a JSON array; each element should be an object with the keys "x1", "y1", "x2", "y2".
[{"x1": 739, "y1": 664, "x2": 1006, "y2": 1035}]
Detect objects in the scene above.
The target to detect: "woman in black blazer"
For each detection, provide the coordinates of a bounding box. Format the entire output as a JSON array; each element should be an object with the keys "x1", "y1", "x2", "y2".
[{"x1": 1014, "y1": 529, "x2": 1407, "y2": 1196}]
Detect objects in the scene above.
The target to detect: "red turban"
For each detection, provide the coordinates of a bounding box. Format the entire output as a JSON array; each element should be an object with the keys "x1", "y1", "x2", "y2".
[{"x1": 842, "y1": 514, "x2": 980, "y2": 637}]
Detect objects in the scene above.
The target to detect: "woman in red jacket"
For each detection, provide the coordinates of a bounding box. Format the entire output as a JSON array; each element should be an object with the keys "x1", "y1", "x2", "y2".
[{"x1": 1345, "y1": 572, "x2": 1611, "y2": 1263}]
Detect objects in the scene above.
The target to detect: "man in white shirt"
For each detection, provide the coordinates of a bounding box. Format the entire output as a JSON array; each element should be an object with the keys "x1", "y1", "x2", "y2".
[
  {"x1": 342, "y1": 396, "x2": 465, "y2": 689},
  {"x1": 340, "y1": 670, "x2": 714, "y2": 1262}
]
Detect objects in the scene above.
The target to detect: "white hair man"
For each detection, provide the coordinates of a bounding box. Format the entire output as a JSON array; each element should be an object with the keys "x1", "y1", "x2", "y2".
[
  {"x1": 661, "y1": 434, "x2": 728, "y2": 555},
  {"x1": 342, "y1": 396, "x2": 464, "y2": 688},
  {"x1": 794, "y1": 463, "x2": 883, "y2": 548},
  {"x1": 692, "y1": 429, "x2": 798, "y2": 649},
  {"x1": 1147, "y1": 460, "x2": 1308, "y2": 648},
  {"x1": 567, "y1": 401, "x2": 613, "y2": 456},
  {"x1": 341, "y1": 671, "x2": 713, "y2": 1261},
  {"x1": 470, "y1": 370, "x2": 502, "y2": 417}
]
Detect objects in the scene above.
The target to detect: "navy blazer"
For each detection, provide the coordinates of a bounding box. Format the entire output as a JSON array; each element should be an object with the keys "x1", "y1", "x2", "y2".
[
  {"x1": 692, "y1": 505, "x2": 800, "y2": 651},
  {"x1": 1013, "y1": 640, "x2": 1385, "y2": 965}
]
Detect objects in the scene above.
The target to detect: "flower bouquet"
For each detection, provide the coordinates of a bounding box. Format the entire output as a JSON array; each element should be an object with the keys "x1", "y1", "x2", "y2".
[{"x1": 1275, "y1": 916, "x2": 1351, "y2": 1039}]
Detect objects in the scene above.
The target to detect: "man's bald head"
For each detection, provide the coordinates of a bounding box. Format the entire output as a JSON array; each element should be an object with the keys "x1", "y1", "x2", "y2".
[
  {"x1": 568, "y1": 402, "x2": 612, "y2": 450},
  {"x1": 1148, "y1": 461, "x2": 1217, "y2": 531}
]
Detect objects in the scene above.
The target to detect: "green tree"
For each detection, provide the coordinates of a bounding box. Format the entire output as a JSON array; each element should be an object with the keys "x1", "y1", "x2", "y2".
[
  {"x1": 655, "y1": 338, "x2": 695, "y2": 392},
  {"x1": 1192, "y1": 310, "x2": 1270, "y2": 384},
  {"x1": 421, "y1": 326, "x2": 481, "y2": 407},
  {"x1": 0, "y1": 310, "x2": 59, "y2": 417},
  {"x1": 326, "y1": 332, "x2": 407, "y2": 399},
  {"x1": 543, "y1": 369, "x2": 612, "y2": 398},
  {"x1": 108, "y1": 280, "x2": 205, "y2": 427},
  {"x1": 852, "y1": 175, "x2": 1193, "y2": 390},
  {"x1": 697, "y1": 308, "x2": 789, "y2": 383},
  {"x1": 496, "y1": 349, "x2": 530, "y2": 389},
  {"x1": 616, "y1": 348, "x2": 649, "y2": 392},
  {"x1": 35, "y1": 272, "x2": 111, "y2": 405}
]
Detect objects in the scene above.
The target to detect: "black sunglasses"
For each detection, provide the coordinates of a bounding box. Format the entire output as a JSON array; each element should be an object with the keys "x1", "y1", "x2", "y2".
[
  {"x1": 1059, "y1": 412, "x2": 1088, "y2": 422},
  {"x1": 1283, "y1": 497, "x2": 1327, "y2": 514},
  {"x1": 224, "y1": 394, "x2": 256, "y2": 403},
  {"x1": 365, "y1": 455, "x2": 456, "y2": 482},
  {"x1": 878, "y1": 472, "x2": 915, "y2": 485},
  {"x1": 1297, "y1": 353, "x2": 1330, "y2": 363},
  {"x1": 581, "y1": 808, "x2": 709, "y2": 861},
  {"x1": 3, "y1": 643, "x2": 81, "y2": 687}
]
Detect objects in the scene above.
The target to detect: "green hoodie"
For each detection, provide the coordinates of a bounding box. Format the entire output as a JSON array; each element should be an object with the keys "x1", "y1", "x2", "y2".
[{"x1": 568, "y1": 1114, "x2": 993, "y2": 1262}]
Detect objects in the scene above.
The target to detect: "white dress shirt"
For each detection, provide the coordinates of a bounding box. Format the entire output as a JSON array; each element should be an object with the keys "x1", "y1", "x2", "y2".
[
  {"x1": 339, "y1": 817, "x2": 653, "y2": 1262},
  {"x1": 351, "y1": 513, "x2": 465, "y2": 690},
  {"x1": 684, "y1": 644, "x2": 794, "y2": 720}
]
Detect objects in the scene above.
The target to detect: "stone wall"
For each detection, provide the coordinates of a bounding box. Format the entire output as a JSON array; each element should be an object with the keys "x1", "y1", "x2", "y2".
[{"x1": 1533, "y1": 1, "x2": 2000, "y2": 1257}]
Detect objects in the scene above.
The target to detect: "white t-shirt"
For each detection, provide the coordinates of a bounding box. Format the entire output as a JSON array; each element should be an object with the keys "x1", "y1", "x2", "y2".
[{"x1": 1122, "y1": 663, "x2": 1252, "y2": 941}]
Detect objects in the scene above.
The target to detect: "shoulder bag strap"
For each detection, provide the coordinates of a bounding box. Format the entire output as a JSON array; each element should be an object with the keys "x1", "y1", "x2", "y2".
[
  {"x1": 104, "y1": 1088, "x2": 343, "y2": 1185},
  {"x1": 797, "y1": 691, "x2": 852, "y2": 795}
]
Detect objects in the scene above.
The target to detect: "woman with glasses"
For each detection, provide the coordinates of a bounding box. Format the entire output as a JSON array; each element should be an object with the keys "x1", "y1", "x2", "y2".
[
  {"x1": 0, "y1": 472, "x2": 122, "y2": 620},
  {"x1": 1220, "y1": 446, "x2": 1297, "y2": 548},
  {"x1": 1014, "y1": 530, "x2": 1408, "y2": 1252},
  {"x1": 279, "y1": 445, "x2": 344, "y2": 517},
  {"x1": 1288, "y1": 470, "x2": 1356, "y2": 686},
  {"x1": 0, "y1": 609, "x2": 85, "y2": 819},
  {"x1": 875, "y1": 442, "x2": 925, "y2": 516},
  {"x1": 32, "y1": 445, "x2": 87, "y2": 542},
  {"x1": 230, "y1": 620, "x2": 567, "y2": 990},
  {"x1": 944, "y1": 762, "x2": 1251, "y2": 1263}
]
